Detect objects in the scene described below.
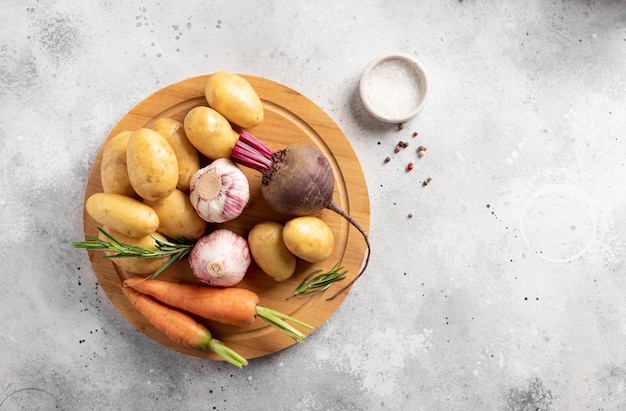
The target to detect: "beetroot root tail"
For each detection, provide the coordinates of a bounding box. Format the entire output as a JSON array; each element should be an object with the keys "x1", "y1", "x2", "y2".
[{"x1": 325, "y1": 200, "x2": 371, "y2": 301}]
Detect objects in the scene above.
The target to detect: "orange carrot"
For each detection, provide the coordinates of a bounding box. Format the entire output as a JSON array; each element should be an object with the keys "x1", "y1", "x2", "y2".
[
  {"x1": 123, "y1": 277, "x2": 313, "y2": 343},
  {"x1": 125, "y1": 277, "x2": 259, "y2": 326},
  {"x1": 121, "y1": 286, "x2": 248, "y2": 368}
]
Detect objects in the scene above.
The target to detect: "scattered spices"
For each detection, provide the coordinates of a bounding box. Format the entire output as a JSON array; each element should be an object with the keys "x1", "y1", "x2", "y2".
[
  {"x1": 417, "y1": 145, "x2": 427, "y2": 158},
  {"x1": 394, "y1": 141, "x2": 409, "y2": 152},
  {"x1": 406, "y1": 161, "x2": 414, "y2": 171},
  {"x1": 422, "y1": 176, "x2": 433, "y2": 186},
  {"x1": 384, "y1": 156, "x2": 391, "y2": 163}
]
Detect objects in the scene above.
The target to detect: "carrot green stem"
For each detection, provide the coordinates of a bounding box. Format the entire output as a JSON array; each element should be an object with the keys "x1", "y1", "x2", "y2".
[
  {"x1": 255, "y1": 306, "x2": 313, "y2": 344},
  {"x1": 208, "y1": 338, "x2": 249, "y2": 368}
]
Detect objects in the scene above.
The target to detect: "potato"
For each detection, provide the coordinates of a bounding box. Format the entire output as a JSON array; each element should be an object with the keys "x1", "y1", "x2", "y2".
[
  {"x1": 86, "y1": 192, "x2": 159, "y2": 238},
  {"x1": 144, "y1": 189, "x2": 206, "y2": 240},
  {"x1": 183, "y1": 106, "x2": 239, "y2": 160},
  {"x1": 248, "y1": 221, "x2": 296, "y2": 282},
  {"x1": 282, "y1": 216, "x2": 334, "y2": 263},
  {"x1": 205, "y1": 71, "x2": 264, "y2": 129},
  {"x1": 100, "y1": 130, "x2": 136, "y2": 197},
  {"x1": 99, "y1": 228, "x2": 169, "y2": 275},
  {"x1": 126, "y1": 128, "x2": 179, "y2": 201},
  {"x1": 151, "y1": 117, "x2": 200, "y2": 192}
]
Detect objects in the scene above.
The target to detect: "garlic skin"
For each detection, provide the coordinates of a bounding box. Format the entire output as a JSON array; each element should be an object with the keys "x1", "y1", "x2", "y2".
[
  {"x1": 188, "y1": 229, "x2": 251, "y2": 287},
  {"x1": 189, "y1": 158, "x2": 250, "y2": 223}
]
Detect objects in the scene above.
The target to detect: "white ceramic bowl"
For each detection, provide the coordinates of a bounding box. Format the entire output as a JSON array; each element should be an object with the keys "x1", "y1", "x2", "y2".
[{"x1": 359, "y1": 53, "x2": 429, "y2": 123}]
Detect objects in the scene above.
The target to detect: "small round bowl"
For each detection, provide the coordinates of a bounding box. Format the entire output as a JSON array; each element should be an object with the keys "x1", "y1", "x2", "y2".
[{"x1": 359, "y1": 53, "x2": 429, "y2": 123}]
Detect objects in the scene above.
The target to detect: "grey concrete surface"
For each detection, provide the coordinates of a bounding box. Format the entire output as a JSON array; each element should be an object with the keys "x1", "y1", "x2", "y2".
[{"x1": 1, "y1": 1, "x2": 626, "y2": 410}]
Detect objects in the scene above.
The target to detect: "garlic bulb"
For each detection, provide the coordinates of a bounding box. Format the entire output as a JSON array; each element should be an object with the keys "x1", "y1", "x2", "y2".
[
  {"x1": 188, "y1": 229, "x2": 251, "y2": 287},
  {"x1": 189, "y1": 158, "x2": 250, "y2": 223}
]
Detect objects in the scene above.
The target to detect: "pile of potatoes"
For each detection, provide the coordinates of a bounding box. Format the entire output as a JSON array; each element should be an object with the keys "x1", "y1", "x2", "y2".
[{"x1": 85, "y1": 71, "x2": 335, "y2": 281}]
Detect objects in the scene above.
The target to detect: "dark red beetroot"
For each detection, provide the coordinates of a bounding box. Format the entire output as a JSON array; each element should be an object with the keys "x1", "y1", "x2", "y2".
[{"x1": 231, "y1": 131, "x2": 370, "y2": 300}]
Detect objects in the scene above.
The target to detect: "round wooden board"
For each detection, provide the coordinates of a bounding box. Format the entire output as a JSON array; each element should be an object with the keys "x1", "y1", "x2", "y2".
[{"x1": 82, "y1": 74, "x2": 370, "y2": 363}]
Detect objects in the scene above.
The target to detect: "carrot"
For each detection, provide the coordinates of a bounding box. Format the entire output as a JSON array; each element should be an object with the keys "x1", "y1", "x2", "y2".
[
  {"x1": 123, "y1": 277, "x2": 313, "y2": 343},
  {"x1": 121, "y1": 286, "x2": 248, "y2": 368}
]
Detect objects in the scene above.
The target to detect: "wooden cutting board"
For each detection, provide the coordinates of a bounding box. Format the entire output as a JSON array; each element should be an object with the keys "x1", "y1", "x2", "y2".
[{"x1": 81, "y1": 74, "x2": 370, "y2": 363}]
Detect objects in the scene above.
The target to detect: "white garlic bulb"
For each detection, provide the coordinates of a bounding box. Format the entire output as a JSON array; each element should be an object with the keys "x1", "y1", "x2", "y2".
[
  {"x1": 189, "y1": 158, "x2": 250, "y2": 223},
  {"x1": 188, "y1": 229, "x2": 251, "y2": 287}
]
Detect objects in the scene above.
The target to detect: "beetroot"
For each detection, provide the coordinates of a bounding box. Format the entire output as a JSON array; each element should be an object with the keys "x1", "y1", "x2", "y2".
[
  {"x1": 261, "y1": 144, "x2": 335, "y2": 216},
  {"x1": 230, "y1": 131, "x2": 370, "y2": 299}
]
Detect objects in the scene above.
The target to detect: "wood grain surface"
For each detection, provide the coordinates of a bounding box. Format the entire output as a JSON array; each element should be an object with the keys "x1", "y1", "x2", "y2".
[{"x1": 81, "y1": 74, "x2": 370, "y2": 363}]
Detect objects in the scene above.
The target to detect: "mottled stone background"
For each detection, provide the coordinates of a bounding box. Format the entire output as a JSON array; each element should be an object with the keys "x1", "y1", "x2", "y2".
[{"x1": 1, "y1": 1, "x2": 626, "y2": 410}]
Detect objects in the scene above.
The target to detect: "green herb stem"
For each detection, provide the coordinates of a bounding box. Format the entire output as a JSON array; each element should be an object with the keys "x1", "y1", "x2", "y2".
[
  {"x1": 287, "y1": 262, "x2": 347, "y2": 299},
  {"x1": 72, "y1": 227, "x2": 196, "y2": 279}
]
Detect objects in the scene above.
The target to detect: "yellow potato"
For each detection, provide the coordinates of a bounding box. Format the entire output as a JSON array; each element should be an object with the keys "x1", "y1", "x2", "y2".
[
  {"x1": 100, "y1": 130, "x2": 136, "y2": 197},
  {"x1": 283, "y1": 216, "x2": 334, "y2": 263},
  {"x1": 183, "y1": 106, "x2": 239, "y2": 160},
  {"x1": 151, "y1": 117, "x2": 200, "y2": 192},
  {"x1": 144, "y1": 189, "x2": 206, "y2": 240},
  {"x1": 205, "y1": 71, "x2": 264, "y2": 129},
  {"x1": 86, "y1": 192, "x2": 159, "y2": 237},
  {"x1": 99, "y1": 228, "x2": 169, "y2": 275},
  {"x1": 248, "y1": 221, "x2": 296, "y2": 282},
  {"x1": 126, "y1": 128, "x2": 179, "y2": 201}
]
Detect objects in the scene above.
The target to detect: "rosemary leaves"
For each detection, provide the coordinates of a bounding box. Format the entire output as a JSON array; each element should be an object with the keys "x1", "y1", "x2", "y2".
[
  {"x1": 288, "y1": 263, "x2": 348, "y2": 299},
  {"x1": 72, "y1": 226, "x2": 195, "y2": 279}
]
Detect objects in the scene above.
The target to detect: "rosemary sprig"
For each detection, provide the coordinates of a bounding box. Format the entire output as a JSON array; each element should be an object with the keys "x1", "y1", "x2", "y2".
[
  {"x1": 72, "y1": 226, "x2": 196, "y2": 279},
  {"x1": 287, "y1": 262, "x2": 347, "y2": 299}
]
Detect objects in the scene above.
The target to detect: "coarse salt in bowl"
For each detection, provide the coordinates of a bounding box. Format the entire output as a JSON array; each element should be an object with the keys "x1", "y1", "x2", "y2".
[{"x1": 359, "y1": 53, "x2": 428, "y2": 123}]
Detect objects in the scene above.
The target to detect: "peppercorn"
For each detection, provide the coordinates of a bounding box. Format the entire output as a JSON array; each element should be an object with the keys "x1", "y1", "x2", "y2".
[
  {"x1": 397, "y1": 123, "x2": 404, "y2": 130},
  {"x1": 412, "y1": 131, "x2": 418, "y2": 137},
  {"x1": 422, "y1": 176, "x2": 432, "y2": 186},
  {"x1": 417, "y1": 145, "x2": 427, "y2": 158},
  {"x1": 406, "y1": 162, "x2": 414, "y2": 171},
  {"x1": 384, "y1": 156, "x2": 391, "y2": 163}
]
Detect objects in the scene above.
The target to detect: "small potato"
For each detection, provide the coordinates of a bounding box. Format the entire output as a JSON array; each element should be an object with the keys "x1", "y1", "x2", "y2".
[
  {"x1": 248, "y1": 221, "x2": 296, "y2": 282},
  {"x1": 183, "y1": 106, "x2": 239, "y2": 160},
  {"x1": 99, "y1": 228, "x2": 169, "y2": 275},
  {"x1": 151, "y1": 117, "x2": 200, "y2": 192},
  {"x1": 86, "y1": 192, "x2": 159, "y2": 237},
  {"x1": 144, "y1": 189, "x2": 206, "y2": 240},
  {"x1": 205, "y1": 71, "x2": 264, "y2": 129},
  {"x1": 126, "y1": 128, "x2": 179, "y2": 201},
  {"x1": 282, "y1": 216, "x2": 334, "y2": 263},
  {"x1": 100, "y1": 130, "x2": 136, "y2": 197}
]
